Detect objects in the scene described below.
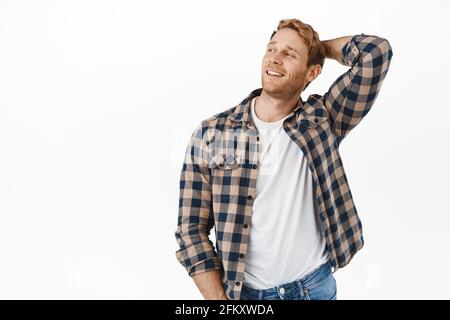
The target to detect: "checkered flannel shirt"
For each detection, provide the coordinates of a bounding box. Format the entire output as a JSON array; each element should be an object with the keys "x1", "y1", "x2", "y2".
[{"x1": 175, "y1": 33, "x2": 393, "y2": 300}]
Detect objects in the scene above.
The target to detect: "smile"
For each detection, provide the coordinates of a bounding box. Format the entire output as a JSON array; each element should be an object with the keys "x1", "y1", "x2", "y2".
[{"x1": 266, "y1": 70, "x2": 284, "y2": 77}]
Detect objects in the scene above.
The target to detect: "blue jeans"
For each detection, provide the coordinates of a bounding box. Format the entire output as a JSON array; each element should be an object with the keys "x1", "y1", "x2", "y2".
[{"x1": 240, "y1": 260, "x2": 337, "y2": 300}]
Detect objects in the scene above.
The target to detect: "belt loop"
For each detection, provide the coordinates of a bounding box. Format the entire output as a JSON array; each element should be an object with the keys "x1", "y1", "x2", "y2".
[{"x1": 296, "y1": 278, "x2": 305, "y2": 299}]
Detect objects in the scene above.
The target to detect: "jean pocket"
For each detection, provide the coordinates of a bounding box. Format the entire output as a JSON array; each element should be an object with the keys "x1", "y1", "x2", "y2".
[{"x1": 304, "y1": 274, "x2": 337, "y2": 300}]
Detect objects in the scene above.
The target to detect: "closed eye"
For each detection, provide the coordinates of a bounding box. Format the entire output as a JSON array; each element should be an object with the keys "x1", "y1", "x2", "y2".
[
  {"x1": 285, "y1": 51, "x2": 296, "y2": 58},
  {"x1": 266, "y1": 46, "x2": 297, "y2": 58}
]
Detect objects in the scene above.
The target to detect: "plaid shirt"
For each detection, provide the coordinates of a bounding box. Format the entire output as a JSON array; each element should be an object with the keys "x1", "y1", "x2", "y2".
[{"x1": 175, "y1": 33, "x2": 393, "y2": 300}]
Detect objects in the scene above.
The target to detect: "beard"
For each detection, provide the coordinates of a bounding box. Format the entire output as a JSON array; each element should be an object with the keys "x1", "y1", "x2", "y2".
[{"x1": 261, "y1": 74, "x2": 303, "y2": 100}]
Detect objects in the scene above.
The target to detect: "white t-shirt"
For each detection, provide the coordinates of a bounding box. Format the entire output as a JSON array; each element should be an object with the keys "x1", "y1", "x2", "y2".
[{"x1": 243, "y1": 97, "x2": 330, "y2": 289}]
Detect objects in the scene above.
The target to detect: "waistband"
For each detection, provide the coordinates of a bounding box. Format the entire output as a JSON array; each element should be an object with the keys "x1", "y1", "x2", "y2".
[{"x1": 241, "y1": 260, "x2": 333, "y2": 298}]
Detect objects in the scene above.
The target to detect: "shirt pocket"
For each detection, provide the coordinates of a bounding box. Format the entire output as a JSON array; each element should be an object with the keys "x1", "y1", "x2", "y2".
[
  {"x1": 210, "y1": 153, "x2": 241, "y2": 170},
  {"x1": 300, "y1": 116, "x2": 328, "y2": 128},
  {"x1": 298, "y1": 104, "x2": 329, "y2": 129},
  {"x1": 209, "y1": 152, "x2": 242, "y2": 199}
]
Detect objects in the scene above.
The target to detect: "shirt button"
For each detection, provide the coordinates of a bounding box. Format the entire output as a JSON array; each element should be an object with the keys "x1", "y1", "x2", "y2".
[
  {"x1": 252, "y1": 164, "x2": 257, "y2": 169},
  {"x1": 247, "y1": 195, "x2": 253, "y2": 200},
  {"x1": 239, "y1": 253, "x2": 244, "y2": 258},
  {"x1": 314, "y1": 118, "x2": 319, "y2": 123},
  {"x1": 243, "y1": 224, "x2": 248, "y2": 228},
  {"x1": 279, "y1": 287, "x2": 286, "y2": 295},
  {"x1": 236, "y1": 282, "x2": 241, "y2": 286},
  {"x1": 256, "y1": 136, "x2": 260, "y2": 141}
]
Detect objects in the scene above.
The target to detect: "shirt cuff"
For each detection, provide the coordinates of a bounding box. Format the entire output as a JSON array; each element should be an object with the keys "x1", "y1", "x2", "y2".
[
  {"x1": 340, "y1": 33, "x2": 364, "y2": 67},
  {"x1": 189, "y1": 257, "x2": 224, "y2": 277},
  {"x1": 175, "y1": 240, "x2": 223, "y2": 276}
]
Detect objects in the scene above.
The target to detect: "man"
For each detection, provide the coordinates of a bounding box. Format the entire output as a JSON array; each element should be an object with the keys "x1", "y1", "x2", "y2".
[{"x1": 175, "y1": 18, "x2": 393, "y2": 300}]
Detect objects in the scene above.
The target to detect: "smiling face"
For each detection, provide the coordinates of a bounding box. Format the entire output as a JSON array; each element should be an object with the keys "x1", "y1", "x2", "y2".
[{"x1": 261, "y1": 28, "x2": 319, "y2": 99}]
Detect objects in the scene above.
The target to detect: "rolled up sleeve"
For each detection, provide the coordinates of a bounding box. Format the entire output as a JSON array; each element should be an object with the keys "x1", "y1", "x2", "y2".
[{"x1": 174, "y1": 124, "x2": 223, "y2": 277}]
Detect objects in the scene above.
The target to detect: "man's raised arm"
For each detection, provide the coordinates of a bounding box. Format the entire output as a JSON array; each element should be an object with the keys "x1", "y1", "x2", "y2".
[{"x1": 321, "y1": 34, "x2": 393, "y2": 143}]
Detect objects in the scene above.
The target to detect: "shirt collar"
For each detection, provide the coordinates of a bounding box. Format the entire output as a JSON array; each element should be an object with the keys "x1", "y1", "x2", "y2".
[
  {"x1": 228, "y1": 88, "x2": 325, "y2": 127},
  {"x1": 228, "y1": 88, "x2": 305, "y2": 126}
]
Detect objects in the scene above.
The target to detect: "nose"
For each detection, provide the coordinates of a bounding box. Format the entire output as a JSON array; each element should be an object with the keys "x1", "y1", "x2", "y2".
[{"x1": 269, "y1": 52, "x2": 283, "y2": 65}]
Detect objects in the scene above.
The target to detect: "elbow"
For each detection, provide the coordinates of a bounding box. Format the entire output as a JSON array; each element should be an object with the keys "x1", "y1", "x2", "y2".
[
  {"x1": 360, "y1": 36, "x2": 393, "y2": 70},
  {"x1": 378, "y1": 37, "x2": 393, "y2": 61},
  {"x1": 175, "y1": 224, "x2": 211, "y2": 250}
]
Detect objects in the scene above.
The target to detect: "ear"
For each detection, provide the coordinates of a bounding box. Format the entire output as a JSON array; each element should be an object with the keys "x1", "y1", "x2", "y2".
[{"x1": 307, "y1": 64, "x2": 322, "y2": 82}]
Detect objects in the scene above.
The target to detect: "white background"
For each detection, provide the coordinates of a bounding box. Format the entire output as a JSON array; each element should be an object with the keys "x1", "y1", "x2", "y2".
[{"x1": 1, "y1": 0, "x2": 449, "y2": 299}]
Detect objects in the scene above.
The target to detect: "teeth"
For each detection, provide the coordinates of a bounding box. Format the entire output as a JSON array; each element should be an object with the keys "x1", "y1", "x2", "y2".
[{"x1": 267, "y1": 70, "x2": 283, "y2": 77}]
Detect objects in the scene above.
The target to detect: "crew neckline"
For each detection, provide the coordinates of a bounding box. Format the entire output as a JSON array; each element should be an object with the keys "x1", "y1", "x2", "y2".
[{"x1": 251, "y1": 97, "x2": 291, "y2": 129}]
